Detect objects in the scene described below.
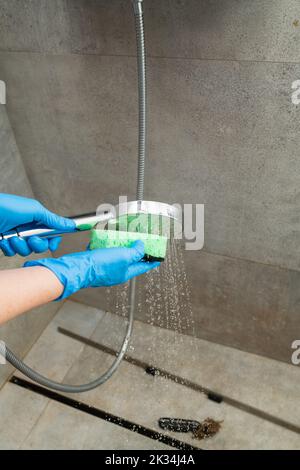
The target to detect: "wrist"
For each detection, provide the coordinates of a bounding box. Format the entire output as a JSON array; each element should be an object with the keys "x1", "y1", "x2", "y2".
[
  {"x1": 24, "y1": 256, "x2": 87, "y2": 300},
  {"x1": 36, "y1": 266, "x2": 64, "y2": 301}
]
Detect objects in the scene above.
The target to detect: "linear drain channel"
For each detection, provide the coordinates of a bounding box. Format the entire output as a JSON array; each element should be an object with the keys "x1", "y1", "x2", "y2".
[{"x1": 10, "y1": 376, "x2": 200, "y2": 451}]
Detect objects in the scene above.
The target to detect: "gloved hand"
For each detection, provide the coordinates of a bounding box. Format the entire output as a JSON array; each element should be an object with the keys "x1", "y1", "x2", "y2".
[
  {"x1": 24, "y1": 240, "x2": 160, "y2": 300},
  {"x1": 0, "y1": 193, "x2": 75, "y2": 257}
]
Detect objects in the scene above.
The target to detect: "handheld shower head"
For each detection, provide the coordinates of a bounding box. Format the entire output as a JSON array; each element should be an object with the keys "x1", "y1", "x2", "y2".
[
  {"x1": 90, "y1": 200, "x2": 181, "y2": 261},
  {"x1": 0, "y1": 200, "x2": 180, "y2": 262}
]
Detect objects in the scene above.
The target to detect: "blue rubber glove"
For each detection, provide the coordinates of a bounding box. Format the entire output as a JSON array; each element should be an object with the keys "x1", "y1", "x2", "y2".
[
  {"x1": 24, "y1": 240, "x2": 160, "y2": 300},
  {"x1": 0, "y1": 193, "x2": 75, "y2": 257}
]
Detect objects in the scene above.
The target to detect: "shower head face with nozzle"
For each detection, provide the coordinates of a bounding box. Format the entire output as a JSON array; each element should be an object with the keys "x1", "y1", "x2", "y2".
[{"x1": 90, "y1": 200, "x2": 180, "y2": 261}]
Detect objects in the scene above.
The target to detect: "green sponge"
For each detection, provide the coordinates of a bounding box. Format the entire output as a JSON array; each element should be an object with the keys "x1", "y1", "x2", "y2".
[{"x1": 90, "y1": 229, "x2": 168, "y2": 261}]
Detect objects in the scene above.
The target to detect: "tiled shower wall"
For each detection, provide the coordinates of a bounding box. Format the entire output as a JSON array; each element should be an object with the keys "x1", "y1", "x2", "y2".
[{"x1": 0, "y1": 0, "x2": 300, "y2": 362}]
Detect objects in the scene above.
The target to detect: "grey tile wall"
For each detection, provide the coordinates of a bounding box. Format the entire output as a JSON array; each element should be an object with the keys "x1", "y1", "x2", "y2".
[
  {"x1": 0, "y1": 1, "x2": 300, "y2": 62},
  {"x1": 0, "y1": 0, "x2": 299, "y2": 362}
]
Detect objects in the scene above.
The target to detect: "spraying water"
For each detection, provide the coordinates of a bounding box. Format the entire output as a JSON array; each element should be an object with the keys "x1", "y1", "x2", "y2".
[{"x1": 106, "y1": 240, "x2": 195, "y2": 356}]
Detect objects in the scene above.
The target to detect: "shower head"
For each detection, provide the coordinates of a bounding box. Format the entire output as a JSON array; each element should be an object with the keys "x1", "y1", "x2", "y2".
[
  {"x1": 0, "y1": 200, "x2": 180, "y2": 262},
  {"x1": 90, "y1": 200, "x2": 181, "y2": 262}
]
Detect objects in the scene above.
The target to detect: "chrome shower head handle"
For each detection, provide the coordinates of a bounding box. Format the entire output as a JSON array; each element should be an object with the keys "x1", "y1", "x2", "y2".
[{"x1": 0, "y1": 211, "x2": 114, "y2": 241}]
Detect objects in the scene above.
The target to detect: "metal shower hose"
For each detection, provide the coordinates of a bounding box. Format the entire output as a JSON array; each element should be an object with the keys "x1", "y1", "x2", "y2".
[{"x1": 0, "y1": 0, "x2": 146, "y2": 393}]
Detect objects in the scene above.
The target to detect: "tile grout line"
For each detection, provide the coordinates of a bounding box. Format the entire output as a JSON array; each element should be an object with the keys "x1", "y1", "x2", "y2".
[
  {"x1": 0, "y1": 49, "x2": 300, "y2": 66},
  {"x1": 17, "y1": 394, "x2": 51, "y2": 451},
  {"x1": 2, "y1": 304, "x2": 71, "y2": 448},
  {"x1": 201, "y1": 248, "x2": 300, "y2": 275},
  {"x1": 14, "y1": 305, "x2": 106, "y2": 449}
]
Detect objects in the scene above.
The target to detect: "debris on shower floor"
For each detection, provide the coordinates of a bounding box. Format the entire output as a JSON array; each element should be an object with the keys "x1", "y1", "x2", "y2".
[
  {"x1": 158, "y1": 417, "x2": 222, "y2": 440},
  {"x1": 192, "y1": 418, "x2": 223, "y2": 440},
  {"x1": 145, "y1": 366, "x2": 159, "y2": 376}
]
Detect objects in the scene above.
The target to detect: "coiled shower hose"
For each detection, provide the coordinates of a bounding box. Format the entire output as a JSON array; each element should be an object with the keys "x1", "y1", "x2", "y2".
[{"x1": 0, "y1": 0, "x2": 146, "y2": 393}]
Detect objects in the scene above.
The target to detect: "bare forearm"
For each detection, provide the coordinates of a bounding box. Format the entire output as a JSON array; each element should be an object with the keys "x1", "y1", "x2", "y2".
[{"x1": 0, "y1": 267, "x2": 64, "y2": 325}]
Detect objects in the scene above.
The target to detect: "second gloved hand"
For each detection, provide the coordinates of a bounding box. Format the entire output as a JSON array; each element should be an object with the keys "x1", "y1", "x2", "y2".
[{"x1": 24, "y1": 240, "x2": 160, "y2": 300}]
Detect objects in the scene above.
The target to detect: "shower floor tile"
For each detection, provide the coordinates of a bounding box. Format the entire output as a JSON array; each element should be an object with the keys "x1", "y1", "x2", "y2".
[{"x1": 0, "y1": 300, "x2": 299, "y2": 450}]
